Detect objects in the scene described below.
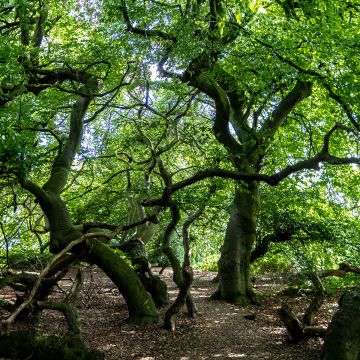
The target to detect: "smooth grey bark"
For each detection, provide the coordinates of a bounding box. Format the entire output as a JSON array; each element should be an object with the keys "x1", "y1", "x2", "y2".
[{"x1": 217, "y1": 181, "x2": 259, "y2": 304}]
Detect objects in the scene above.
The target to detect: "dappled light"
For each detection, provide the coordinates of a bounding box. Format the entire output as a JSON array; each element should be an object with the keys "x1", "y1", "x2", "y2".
[{"x1": 0, "y1": 0, "x2": 359, "y2": 358}]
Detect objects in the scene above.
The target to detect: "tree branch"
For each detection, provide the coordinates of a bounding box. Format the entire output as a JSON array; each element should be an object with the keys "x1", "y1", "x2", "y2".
[
  {"x1": 231, "y1": 21, "x2": 360, "y2": 131},
  {"x1": 43, "y1": 79, "x2": 98, "y2": 194},
  {"x1": 120, "y1": 1, "x2": 176, "y2": 41},
  {"x1": 143, "y1": 123, "x2": 359, "y2": 206},
  {"x1": 189, "y1": 73, "x2": 242, "y2": 155},
  {"x1": 262, "y1": 80, "x2": 313, "y2": 135}
]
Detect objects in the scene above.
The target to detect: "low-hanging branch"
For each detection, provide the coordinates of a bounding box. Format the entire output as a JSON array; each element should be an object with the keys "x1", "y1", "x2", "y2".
[
  {"x1": 316, "y1": 263, "x2": 360, "y2": 278},
  {"x1": 142, "y1": 123, "x2": 359, "y2": 206}
]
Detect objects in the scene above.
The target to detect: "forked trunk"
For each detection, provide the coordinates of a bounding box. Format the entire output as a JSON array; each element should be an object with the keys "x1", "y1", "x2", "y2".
[{"x1": 217, "y1": 181, "x2": 259, "y2": 305}]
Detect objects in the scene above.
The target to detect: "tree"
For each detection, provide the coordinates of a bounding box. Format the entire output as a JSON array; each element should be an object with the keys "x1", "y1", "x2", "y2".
[
  {"x1": 113, "y1": 0, "x2": 360, "y2": 304},
  {"x1": 0, "y1": 0, "x2": 159, "y2": 324}
]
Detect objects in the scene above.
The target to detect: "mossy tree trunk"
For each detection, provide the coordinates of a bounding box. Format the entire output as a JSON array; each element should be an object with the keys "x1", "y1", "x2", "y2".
[
  {"x1": 118, "y1": 199, "x2": 169, "y2": 307},
  {"x1": 217, "y1": 181, "x2": 259, "y2": 305},
  {"x1": 16, "y1": 75, "x2": 159, "y2": 325},
  {"x1": 321, "y1": 292, "x2": 360, "y2": 360},
  {"x1": 87, "y1": 239, "x2": 159, "y2": 323},
  {"x1": 117, "y1": 165, "x2": 169, "y2": 307}
]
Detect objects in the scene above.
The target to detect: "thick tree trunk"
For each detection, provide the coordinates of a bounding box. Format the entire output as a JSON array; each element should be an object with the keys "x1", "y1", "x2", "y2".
[
  {"x1": 37, "y1": 191, "x2": 84, "y2": 254},
  {"x1": 87, "y1": 239, "x2": 159, "y2": 324},
  {"x1": 321, "y1": 292, "x2": 360, "y2": 360},
  {"x1": 37, "y1": 192, "x2": 159, "y2": 324},
  {"x1": 217, "y1": 181, "x2": 259, "y2": 304},
  {"x1": 118, "y1": 238, "x2": 169, "y2": 307},
  {"x1": 118, "y1": 198, "x2": 169, "y2": 307}
]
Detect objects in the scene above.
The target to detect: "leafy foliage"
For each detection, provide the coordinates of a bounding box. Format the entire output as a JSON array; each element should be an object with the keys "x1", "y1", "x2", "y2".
[{"x1": 0, "y1": 0, "x2": 359, "y2": 284}]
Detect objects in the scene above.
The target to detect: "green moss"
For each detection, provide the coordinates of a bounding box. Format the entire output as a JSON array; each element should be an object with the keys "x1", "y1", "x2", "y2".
[
  {"x1": 88, "y1": 238, "x2": 159, "y2": 323},
  {"x1": 0, "y1": 331, "x2": 104, "y2": 360}
]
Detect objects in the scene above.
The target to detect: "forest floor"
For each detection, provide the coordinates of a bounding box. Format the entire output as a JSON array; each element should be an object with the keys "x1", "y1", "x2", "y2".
[{"x1": 1, "y1": 266, "x2": 341, "y2": 360}]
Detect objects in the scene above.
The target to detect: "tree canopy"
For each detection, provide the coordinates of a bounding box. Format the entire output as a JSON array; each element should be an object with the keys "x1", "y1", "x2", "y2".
[{"x1": 0, "y1": 0, "x2": 359, "y2": 357}]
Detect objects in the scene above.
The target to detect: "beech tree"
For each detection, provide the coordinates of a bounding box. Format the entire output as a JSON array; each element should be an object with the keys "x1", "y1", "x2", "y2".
[
  {"x1": 111, "y1": 0, "x2": 360, "y2": 304},
  {"x1": 0, "y1": 0, "x2": 159, "y2": 324},
  {"x1": 1, "y1": 0, "x2": 359, "y2": 313}
]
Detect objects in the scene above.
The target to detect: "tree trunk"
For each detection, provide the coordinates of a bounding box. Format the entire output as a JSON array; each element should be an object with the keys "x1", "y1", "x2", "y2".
[
  {"x1": 86, "y1": 238, "x2": 159, "y2": 324},
  {"x1": 118, "y1": 198, "x2": 168, "y2": 307},
  {"x1": 38, "y1": 192, "x2": 159, "y2": 324},
  {"x1": 118, "y1": 238, "x2": 169, "y2": 307},
  {"x1": 38, "y1": 191, "x2": 84, "y2": 254},
  {"x1": 278, "y1": 303, "x2": 305, "y2": 342},
  {"x1": 163, "y1": 266, "x2": 194, "y2": 331},
  {"x1": 217, "y1": 181, "x2": 259, "y2": 305},
  {"x1": 321, "y1": 292, "x2": 360, "y2": 360}
]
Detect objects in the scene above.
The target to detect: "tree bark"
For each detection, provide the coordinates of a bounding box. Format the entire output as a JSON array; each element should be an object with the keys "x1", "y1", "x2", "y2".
[
  {"x1": 278, "y1": 303, "x2": 326, "y2": 343},
  {"x1": 31, "y1": 193, "x2": 160, "y2": 324},
  {"x1": 217, "y1": 181, "x2": 259, "y2": 304},
  {"x1": 161, "y1": 205, "x2": 198, "y2": 316},
  {"x1": 163, "y1": 266, "x2": 193, "y2": 331},
  {"x1": 278, "y1": 303, "x2": 305, "y2": 343},
  {"x1": 86, "y1": 238, "x2": 159, "y2": 324},
  {"x1": 321, "y1": 291, "x2": 360, "y2": 360},
  {"x1": 303, "y1": 273, "x2": 326, "y2": 326},
  {"x1": 120, "y1": 237, "x2": 169, "y2": 307}
]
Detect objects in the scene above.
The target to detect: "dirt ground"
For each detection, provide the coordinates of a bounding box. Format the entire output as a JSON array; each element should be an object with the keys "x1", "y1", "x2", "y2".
[{"x1": 1, "y1": 266, "x2": 340, "y2": 360}]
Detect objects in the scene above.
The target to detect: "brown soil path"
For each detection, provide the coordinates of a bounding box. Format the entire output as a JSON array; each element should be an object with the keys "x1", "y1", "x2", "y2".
[{"x1": 1, "y1": 266, "x2": 339, "y2": 359}]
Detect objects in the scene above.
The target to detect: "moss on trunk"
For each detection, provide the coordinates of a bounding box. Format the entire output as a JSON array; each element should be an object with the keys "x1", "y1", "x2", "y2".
[
  {"x1": 0, "y1": 331, "x2": 104, "y2": 360},
  {"x1": 87, "y1": 238, "x2": 159, "y2": 324},
  {"x1": 217, "y1": 181, "x2": 259, "y2": 305},
  {"x1": 119, "y1": 238, "x2": 169, "y2": 307},
  {"x1": 36, "y1": 191, "x2": 159, "y2": 324},
  {"x1": 37, "y1": 192, "x2": 83, "y2": 254},
  {"x1": 321, "y1": 292, "x2": 360, "y2": 360}
]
